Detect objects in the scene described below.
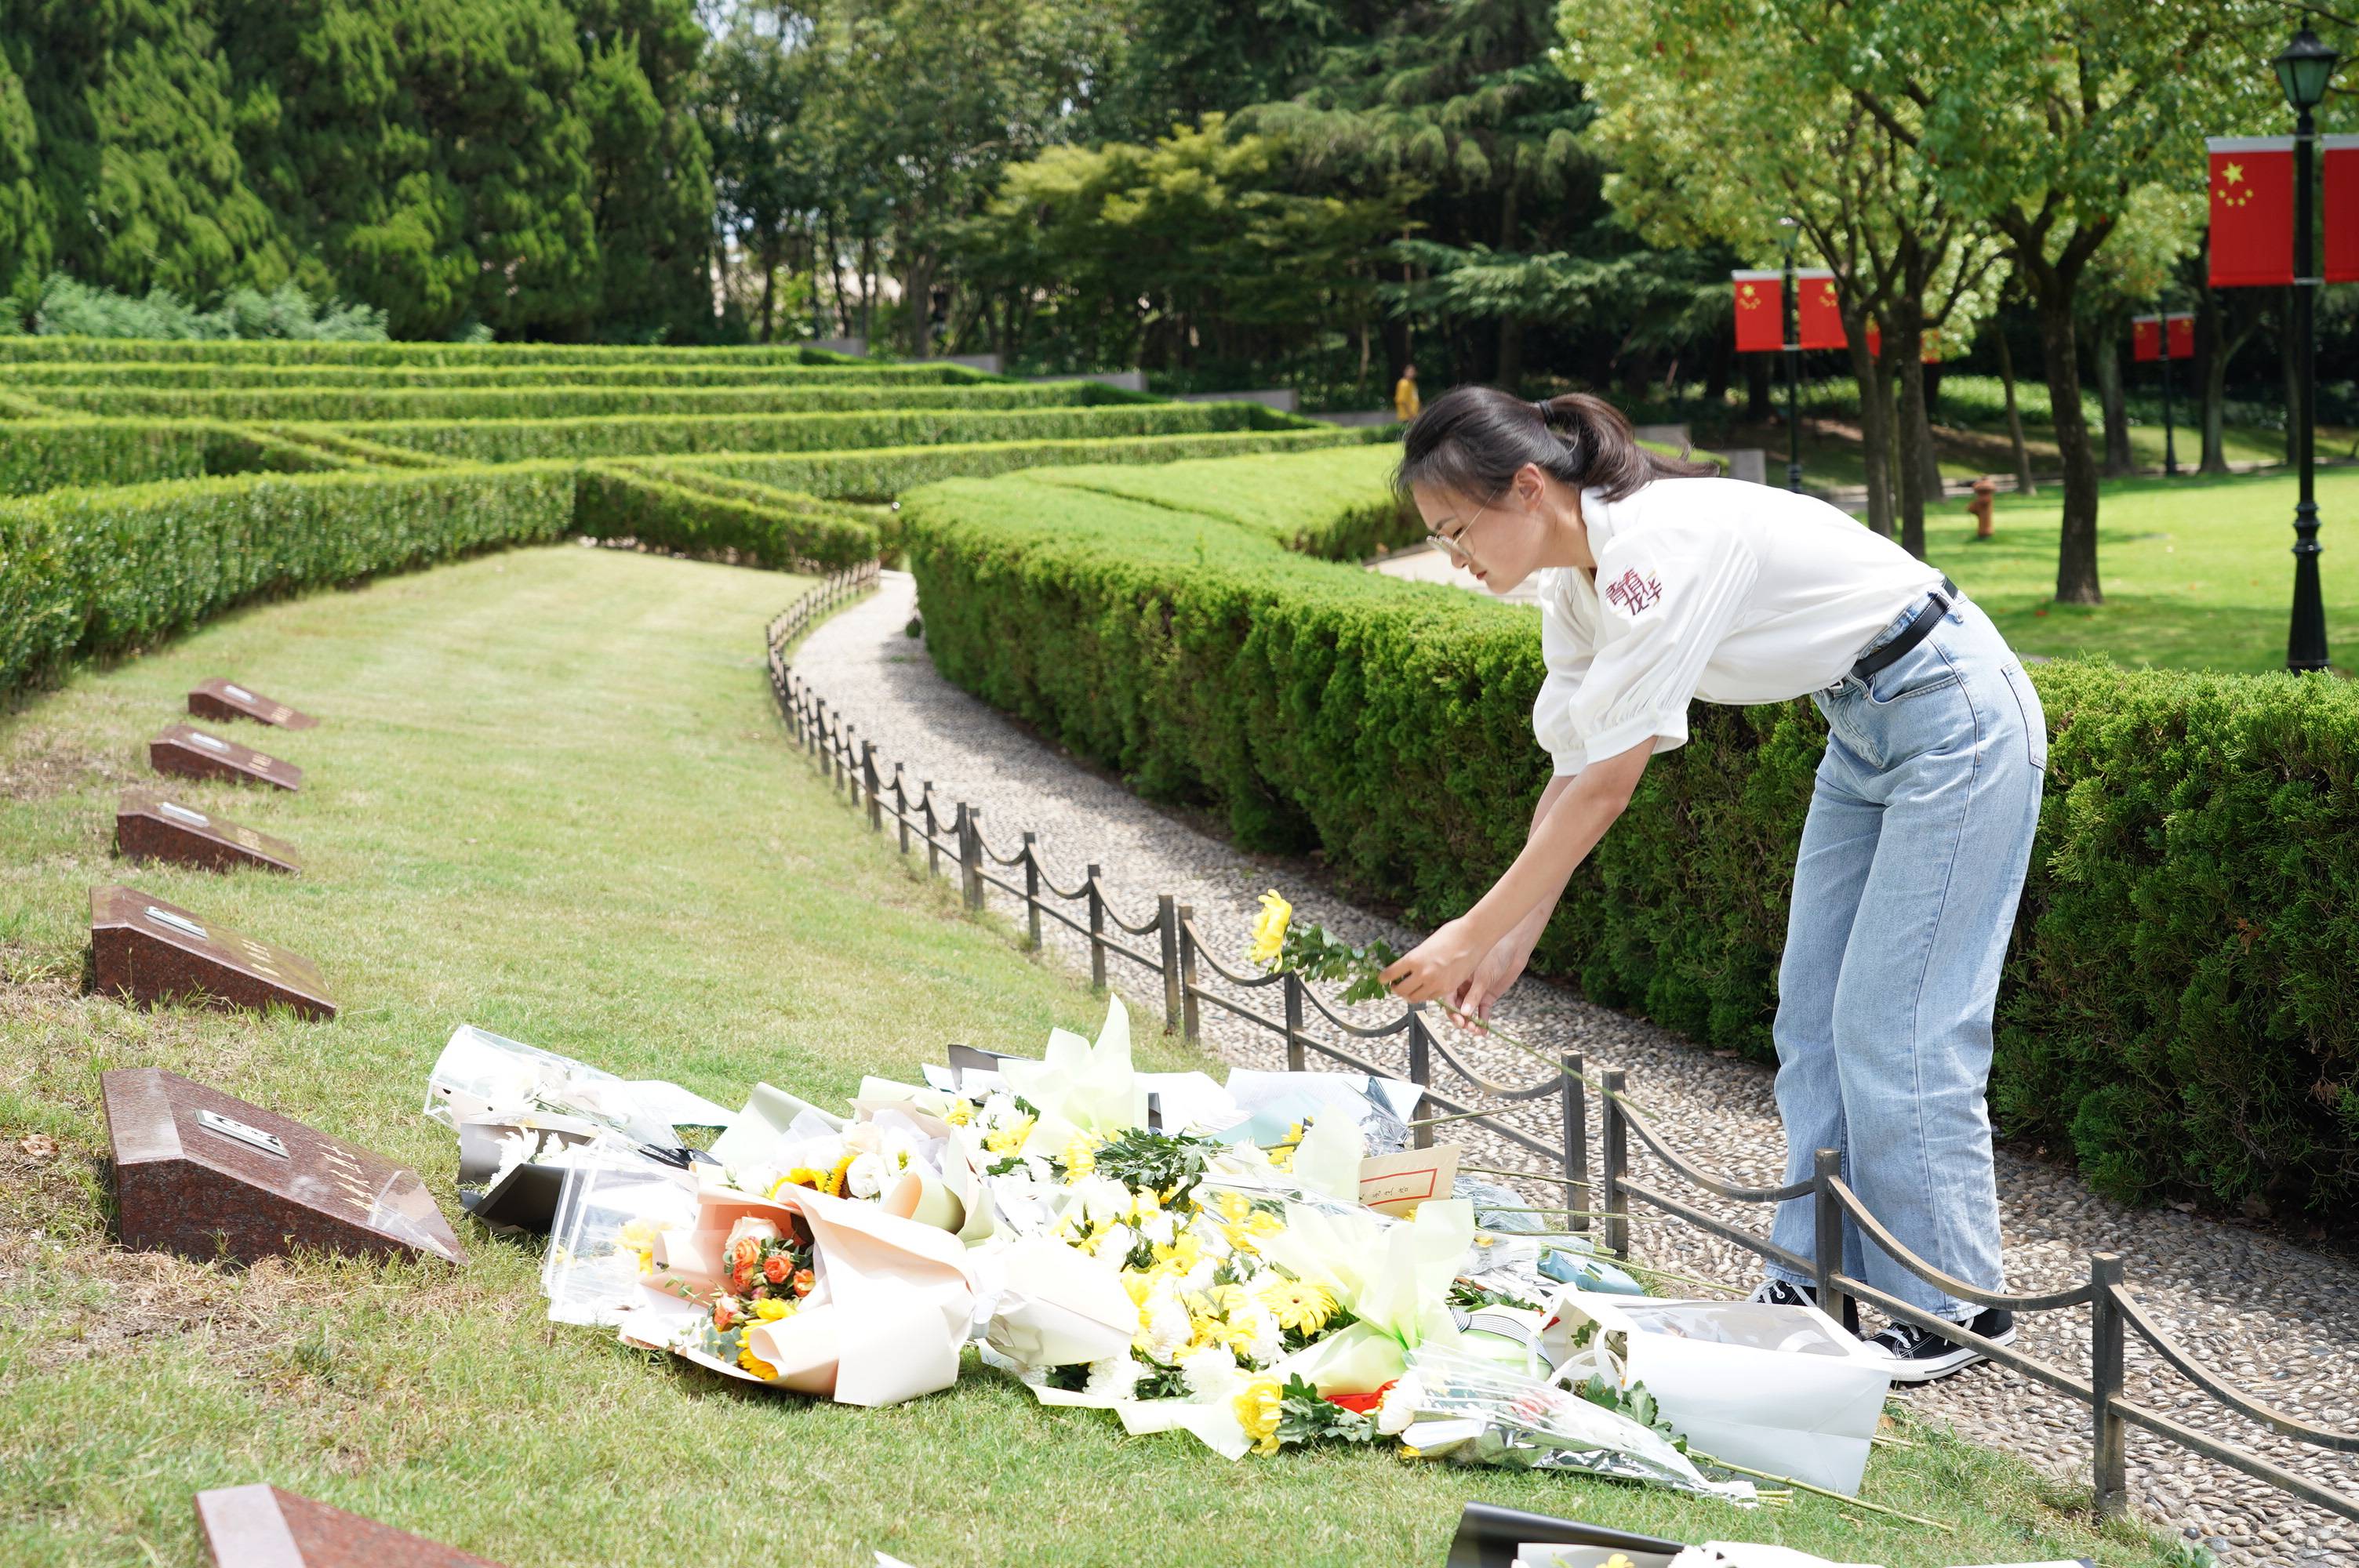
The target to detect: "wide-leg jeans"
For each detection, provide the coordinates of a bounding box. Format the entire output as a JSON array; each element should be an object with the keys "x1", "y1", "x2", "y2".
[{"x1": 1765, "y1": 589, "x2": 2045, "y2": 1319}]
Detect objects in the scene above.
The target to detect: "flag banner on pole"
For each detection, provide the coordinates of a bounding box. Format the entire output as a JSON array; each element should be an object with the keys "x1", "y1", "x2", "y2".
[
  {"x1": 1796, "y1": 270, "x2": 1845, "y2": 350},
  {"x1": 1732, "y1": 270, "x2": 1782, "y2": 353},
  {"x1": 2324, "y1": 135, "x2": 2359, "y2": 285},
  {"x1": 2207, "y1": 136, "x2": 2296, "y2": 288},
  {"x1": 2133, "y1": 317, "x2": 2161, "y2": 363},
  {"x1": 2167, "y1": 313, "x2": 2194, "y2": 360}
]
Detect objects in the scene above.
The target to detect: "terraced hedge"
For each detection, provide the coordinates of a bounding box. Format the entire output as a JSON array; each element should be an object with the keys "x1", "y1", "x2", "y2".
[
  {"x1": 575, "y1": 465, "x2": 874, "y2": 571},
  {"x1": 0, "y1": 337, "x2": 885, "y2": 368},
  {"x1": 901, "y1": 446, "x2": 2359, "y2": 1215},
  {"x1": 28, "y1": 380, "x2": 1144, "y2": 422},
  {"x1": 299, "y1": 401, "x2": 1303, "y2": 464},
  {"x1": 1, "y1": 361, "x2": 995, "y2": 388},
  {"x1": 0, "y1": 419, "x2": 359, "y2": 495}
]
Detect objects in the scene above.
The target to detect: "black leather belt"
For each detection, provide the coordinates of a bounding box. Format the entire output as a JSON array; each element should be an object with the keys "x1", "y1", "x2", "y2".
[{"x1": 1853, "y1": 575, "x2": 1960, "y2": 680}]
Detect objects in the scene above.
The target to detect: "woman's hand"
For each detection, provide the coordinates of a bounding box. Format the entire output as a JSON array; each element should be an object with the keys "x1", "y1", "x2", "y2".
[
  {"x1": 1378, "y1": 919, "x2": 1485, "y2": 1005},
  {"x1": 1448, "y1": 932, "x2": 1535, "y2": 1031}
]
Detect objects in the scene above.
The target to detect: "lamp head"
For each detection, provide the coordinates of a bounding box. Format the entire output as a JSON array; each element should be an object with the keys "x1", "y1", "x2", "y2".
[
  {"x1": 1776, "y1": 216, "x2": 1800, "y2": 257},
  {"x1": 2275, "y1": 28, "x2": 2338, "y2": 112}
]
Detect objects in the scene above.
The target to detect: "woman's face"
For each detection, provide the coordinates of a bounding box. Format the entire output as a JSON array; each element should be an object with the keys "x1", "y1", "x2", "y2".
[{"x1": 1410, "y1": 469, "x2": 1557, "y2": 593}]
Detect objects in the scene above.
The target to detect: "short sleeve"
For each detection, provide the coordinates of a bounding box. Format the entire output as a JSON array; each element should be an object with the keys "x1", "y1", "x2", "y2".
[
  {"x1": 1532, "y1": 579, "x2": 1597, "y2": 776},
  {"x1": 1562, "y1": 524, "x2": 1758, "y2": 770}
]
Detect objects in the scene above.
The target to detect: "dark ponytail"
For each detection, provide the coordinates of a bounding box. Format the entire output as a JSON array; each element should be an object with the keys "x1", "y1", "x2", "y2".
[{"x1": 1394, "y1": 386, "x2": 1715, "y2": 505}]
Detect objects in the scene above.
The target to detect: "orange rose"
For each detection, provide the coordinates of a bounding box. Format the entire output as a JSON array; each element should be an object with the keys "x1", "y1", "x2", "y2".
[
  {"x1": 763, "y1": 1254, "x2": 791, "y2": 1284},
  {"x1": 729, "y1": 1262, "x2": 756, "y2": 1293},
  {"x1": 792, "y1": 1268, "x2": 816, "y2": 1297},
  {"x1": 712, "y1": 1299, "x2": 739, "y2": 1331},
  {"x1": 730, "y1": 1237, "x2": 761, "y2": 1270}
]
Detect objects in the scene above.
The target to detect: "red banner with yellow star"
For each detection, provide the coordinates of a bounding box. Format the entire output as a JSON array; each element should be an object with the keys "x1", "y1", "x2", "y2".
[
  {"x1": 1732, "y1": 270, "x2": 1781, "y2": 352},
  {"x1": 2207, "y1": 136, "x2": 2295, "y2": 288},
  {"x1": 1796, "y1": 270, "x2": 1845, "y2": 350},
  {"x1": 2324, "y1": 135, "x2": 2359, "y2": 285},
  {"x1": 2132, "y1": 317, "x2": 2191, "y2": 362}
]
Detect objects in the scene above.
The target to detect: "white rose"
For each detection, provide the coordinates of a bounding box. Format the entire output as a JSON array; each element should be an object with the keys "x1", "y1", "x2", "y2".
[
  {"x1": 1376, "y1": 1373, "x2": 1423, "y2": 1436},
  {"x1": 723, "y1": 1215, "x2": 781, "y2": 1253},
  {"x1": 847, "y1": 1151, "x2": 889, "y2": 1200}
]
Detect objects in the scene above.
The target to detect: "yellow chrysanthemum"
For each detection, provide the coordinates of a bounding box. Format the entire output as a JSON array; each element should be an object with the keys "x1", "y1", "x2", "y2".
[
  {"x1": 983, "y1": 1115, "x2": 1035, "y2": 1156},
  {"x1": 943, "y1": 1102, "x2": 974, "y2": 1126},
  {"x1": 616, "y1": 1218, "x2": 663, "y2": 1275},
  {"x1": 1063, "y1": 1131, "x2": 1103, "y2": 1181},
  {"x1": 1223, "y1": 1210, "x2": 1285, "y2": 1257},
  {"x1": 1120, "y1": 1270, "x2": 1154, "y2": 1307},
  {"x1": 1249, "y1": 890, "x2": 1293, "y2": 968},
  {"x1": 1212, "y1": 1190, "x2": 1255, "y2": 1225},
  {"x1": 753, "y1": 1298, "x2": 795, "y2": 1322},
  {"x1": 1267, "y1": 1120, "x2": 1304, "y2": 1173},
  {"x1": 738, "y1": 1346, "x2": 780, "y2": 1381},
  {"x1": 1150, "y1": 1232, "x2": 1205, "y2": 1276},
  {"x1": 1256, "y1": 1274, "x2": 1337, "y2": 1335},
  {"x1": 1234, "y1": 1376, "x2": 1284, "y2": 1456}
]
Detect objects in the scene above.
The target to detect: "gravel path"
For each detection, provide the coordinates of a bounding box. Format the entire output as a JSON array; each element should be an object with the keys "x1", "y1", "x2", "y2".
[{"x1": 796, "y1": 572, "x2": 2357, "y2": 1565}]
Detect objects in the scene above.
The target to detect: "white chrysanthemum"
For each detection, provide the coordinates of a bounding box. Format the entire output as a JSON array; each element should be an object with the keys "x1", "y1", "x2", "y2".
[
  {"x1": 1137, "y1": 1207, "x2": 1180, "y2": 1248},
  {"x1": 1238, "y1": 1302, "x2": 1285, "y2": 1367},
  {"x1": 1092, "y1": 1222, "x2": 1137, "y2": 1266},
  {"x1": 1071, "y1": 1175, "x2": 1132, "y2": 1228},
  {"x1": 1174, "y1": 1254, "x2": 1221, "y2": 1296},
  {"x1": 1174, "y1": 1341, "x2": 1241, "y2": 1398},
  {"x1": 1140, "y1": 1280, "x2": 1194, "y2": 1361},
  {"x1": 1084, "y1": 1355, "x2": 1145, "y2": 1401}
]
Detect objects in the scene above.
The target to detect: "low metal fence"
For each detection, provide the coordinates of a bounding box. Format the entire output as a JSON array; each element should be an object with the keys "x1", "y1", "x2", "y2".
[{"x1": 767, "y1": 564, "x2": 2359, "y2": 1530}]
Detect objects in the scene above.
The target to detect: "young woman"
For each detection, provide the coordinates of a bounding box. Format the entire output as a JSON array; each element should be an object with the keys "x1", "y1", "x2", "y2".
[{"x1": 1378, "y1": 387, "x2": 2046, "y2": 1381}]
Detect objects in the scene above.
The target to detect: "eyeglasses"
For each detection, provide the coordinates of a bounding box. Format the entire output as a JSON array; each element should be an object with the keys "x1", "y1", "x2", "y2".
[{"x1": 1427, "y1": 503, "x2": 1490, "y2": 565}]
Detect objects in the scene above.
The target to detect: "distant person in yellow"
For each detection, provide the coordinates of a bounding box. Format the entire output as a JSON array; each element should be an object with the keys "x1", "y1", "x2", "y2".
[{"x1": 1393, "y1": 364, "x2": 1421, "y2": 422}]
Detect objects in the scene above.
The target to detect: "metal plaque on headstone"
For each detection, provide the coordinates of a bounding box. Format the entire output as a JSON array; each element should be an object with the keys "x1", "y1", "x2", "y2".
[
  {"x1": 195, "y1": 1483, "x2": 499, "y2": 1567},
  {"x1": 89, "y1": 884, "x2": 336, "y2": 1019},
  {"x1": 150, "y1": 724, "x2": 303, "y2": 792},
  {"x1": 104, "y1": 1069, "x2": 466, "y2": 1267},
  {"x1": 189, "y1": 677, "x2": 318, "y2": 731},
  {"x1": 116, "y1": 789, "x2": 300, "y2": 875}
]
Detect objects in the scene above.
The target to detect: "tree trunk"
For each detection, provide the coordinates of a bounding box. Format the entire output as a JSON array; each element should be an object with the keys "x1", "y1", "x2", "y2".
[
  {"x1": 1996, "y1": 327, "x2": 2037, "y2": 495},
  {"x1": 2034, "y1": 281, "x2": 2103, "y2": 604},
  {"x1": 823, "y1": 210, "x2": 852, "y2": 336},
  {"x1": 1493, "y1": 181, "x2": 1522, "y2": 389},
  {"x1": 2092, "y1": 322, "x2": 2133, "y2": 477},
  {"x1": 757, "y1": 236, "x2": 777, "y2": 343},
  {"x1": 1745, "y1": 354, "x2": 1772, "y2": 421},
  {"x1": 905, "y1": 245, "x2": 936, "y2": 358},
  {"x1": 1914, "y1": 369, "x2": 1943, "y2": 500},
  {"x1": 1846, "y1": 309, "x2": 1896, "y2": 540},
  {"x1": 1896, "y1": 342, "x2": 1932, "y2": 559}
]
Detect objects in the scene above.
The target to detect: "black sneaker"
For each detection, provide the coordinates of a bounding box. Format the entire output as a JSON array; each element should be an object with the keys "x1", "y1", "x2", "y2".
[
  {"x1": 1747, "y1": 1277, "x2": 1818, "y2": 1308},
  {"x1": 1866, "y1": 1307, "x2": 2016, "y2": 1383}
]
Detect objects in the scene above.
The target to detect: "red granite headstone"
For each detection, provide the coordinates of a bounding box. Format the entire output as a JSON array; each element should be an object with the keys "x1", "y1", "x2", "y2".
[
  {"x1": 104, "y1": 1069, "x2": 466, "y2": 1268},
  {"x1": 195, "y1": 1484, "x2": 498, "y2": 1566},
  {"x1": 89, "y1": 885, "x2": 336, "y2": 1019},
  {"x1": 189, "y1": 678, "x2": 318, "y2": 731},
  {"x1": 116, "y1": 790, "x2": 300, "y2": 875},
  {"x1": 151, "y1": 724, "x2": 303, "y2": 792}
]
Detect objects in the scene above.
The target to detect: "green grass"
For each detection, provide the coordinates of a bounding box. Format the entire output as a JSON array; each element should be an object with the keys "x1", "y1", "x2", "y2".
[
  {"x1": 0, "y1": 546, "x2": 2185, "y2": 1566},
  {"x1": 1922, "y1": 465, "x2": 2359, "y2": 673}
]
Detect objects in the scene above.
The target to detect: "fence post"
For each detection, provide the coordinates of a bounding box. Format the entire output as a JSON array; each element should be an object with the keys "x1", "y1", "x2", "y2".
[
  {"x1": 1812, "y1": 1148, "x2": 1855, "y2": 1334},
  {"x1": 1086, "y1": 866, "x2": 1107, "y2": 991},
  {"x1": 863, "y1": 743, "x2": 881, "y2": 831},
  {"x1": 1601, "y1": 1068, "x2": 1628, "y2": 1258},
  {"x1": 961, "y1": 807, "x2": 983, "y2": 911},
  {"x1": 1021, "y1": 833, "x2": 1041, "y2": 949},
  {"x1": 1156, "y1": 895, "x2": 1182, "y2": 1033},
  {"x1": 840, "y1": 724, "x2": 856, "y2": 799},
  {"x1": 1561, "y1": 1049, "x2": 1588, "y2": 1232},
  {"x1": 1177, "y1": 906, "x2": 1200, "y2": 1043},
  {"x1": 1283, "y1": 972, "x2": 1306, "y2": 1071},
  {"x1": 812, "y1": 699, "x2": 827, "y2": 760},
  {"x1": 894, "y1": 765, "x2": 909, "y2": 854},
  {"x1": 1407, "y1": 1007, "x2": 1434, "y2": 1150},
  {"x1": 2090, "y1": 1252, "x2": 2128, "y2": 1520},
  {"x1": 924, "y1": 786, "x2": 940, "y2": 879}
]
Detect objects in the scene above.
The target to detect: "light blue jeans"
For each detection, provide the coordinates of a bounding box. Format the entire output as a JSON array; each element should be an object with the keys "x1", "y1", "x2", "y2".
[{"x1": 1765, "y1": 586, "x2": 2045, "y2": 1319}]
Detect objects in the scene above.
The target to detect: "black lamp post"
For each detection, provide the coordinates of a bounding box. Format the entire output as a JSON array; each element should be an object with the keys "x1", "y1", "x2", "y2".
[
  {"x1": 2159, "y1": 299, "x2": 2179, "y2": 478},
  {"x1": 1778, "y1": 216, "x2": 1803, "y2": 494},
  {"x1": 2277, "y1": 27, "x2": 2338, "y2": 672}
]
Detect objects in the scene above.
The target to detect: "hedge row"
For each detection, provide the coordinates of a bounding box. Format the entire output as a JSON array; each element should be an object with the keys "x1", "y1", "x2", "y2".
[
  {"x1": 655, "y1": 426, "x2": 1382, "y2": 503},
  {"x1": 2, "y1": 361, "x2": 999, "y2": 389},
  {"x1": 0, "y1": 419, "x2": 365, "y2": 495},
  {"x1": 900, "y1": 448, "x2": 2359, "y2": 1215},
  {"x1": 29, "y1": 380, "x2": 1144, "y2": 422},
  {"x1": 0, "y1": 466, "x2": 577, "y2": 691},
  {"x1": 0, "y1": 337, "x2": 912, "y2": 368},
  {"x1": 574, "y1": 464, "x2": 875, "y2": 571},
  {"x1": 300, "y1": 401, "x2": 1302, "y2": 465}
]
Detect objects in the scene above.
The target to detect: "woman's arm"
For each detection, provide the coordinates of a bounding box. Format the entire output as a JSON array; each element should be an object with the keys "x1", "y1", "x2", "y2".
[{"x1": 1380, "y1": 735, "x2": 1654, "y2": 1004}]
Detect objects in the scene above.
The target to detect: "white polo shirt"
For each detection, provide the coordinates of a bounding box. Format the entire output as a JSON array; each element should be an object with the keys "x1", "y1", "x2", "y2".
[{"x1": 1534, "y1": 477, "x2": 1944, "y2": 776}]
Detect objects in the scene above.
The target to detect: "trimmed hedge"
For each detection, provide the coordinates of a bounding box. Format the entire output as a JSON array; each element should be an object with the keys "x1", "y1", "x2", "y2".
[
  {"x1": 901, "y1": 449, "x2": 2359, "y2": 1215},
  {"x1": 575, "y1": 464, "x2": 875, "y2": 571},
  {"x1": 0, "y1": 418, "x2": 364, "y2": 495},
  {"x1": 29, "y1": 380, "x2": 1147, "y2": 422},
  {"x1": 0, "y1": 337, "x2": 936, "y2": 368},
  {"x1": 2, "y1": 361, "x2": 1003, "y2": 388},
  {"x1": 296, "y1": 402, "x2": 1305, "y2": 465},
  {"x1": 0, "y1": 466, "x2": 576, "y2": 691},
  {"x1": 660, "y1": 426, "x2": 1383, "y2": 502}
]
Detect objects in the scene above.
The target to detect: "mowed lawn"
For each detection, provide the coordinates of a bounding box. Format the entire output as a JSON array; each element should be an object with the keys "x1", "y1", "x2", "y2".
[
  {"x1": 1923, "y1": 465, "x2": 2359, "y2": 673},
  {"x1": 0, "y1": 546, "x2": 2183, "y2": 1566}
]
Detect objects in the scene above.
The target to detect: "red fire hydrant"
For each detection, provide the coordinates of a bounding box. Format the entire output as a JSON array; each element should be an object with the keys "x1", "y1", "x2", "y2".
[{"x1": 1968, "y1": 476, "x2": 1997, "y2": 540}]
